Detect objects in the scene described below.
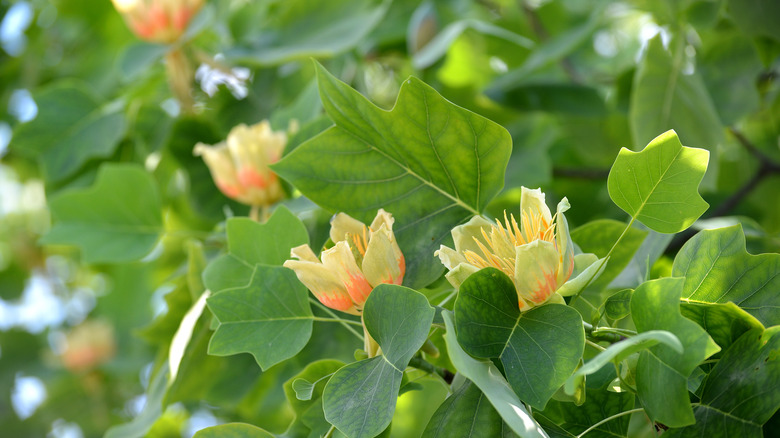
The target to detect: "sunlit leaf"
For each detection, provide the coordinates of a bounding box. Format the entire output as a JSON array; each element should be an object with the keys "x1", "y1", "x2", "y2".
[
  {"x1": 193, "y1": 423, "x2": 274, "y2": 438},
  {"x1": 608, "y1": 130, "x2": 709, "y2": 233},
  {"x1": 672, "y1": 224, "x2": 780, "y2": 327}
]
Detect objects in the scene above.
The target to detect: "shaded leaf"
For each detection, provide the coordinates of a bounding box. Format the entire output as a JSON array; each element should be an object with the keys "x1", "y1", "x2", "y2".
[
  {"x1": 323, "y1": 285, "x2": 434, "y2": 438},
  {"x1": 284, "y1": 360, "x2": 345, "y2": 437},
  {"x1": 666, "y1": 327, "x2": 780, "y2": 437},
  {"x1": 206, "y1": 265, "x2": 313, "y2": 370},
  {"x1": 570, "y1": 219, "x2": 647, "y2": 289},
  {"x1": 604, "y1": 289, "x2": 633, "y2": 320},
  {"x1": 11, "y1": 81, "x2": 126, "y2": 182},
  {"x1": 41, "y1": 163, "x2": 162, "y2": 263},
  {"x1": 273, "y1": 62, "x2": 511, "y2": 289},
  {"x1": 422, "y1": 381, "x2": 505, "y2": 438},
  {"x1": 629, "y1": 36, "x2": 722, "y2": 188},
  {"x1": 630, "y1": 278, "x2": 720, "y2": 427},
  {"x1": 607, "y1": 130, "x2": 709, "y2": 233},
  {"x1": 454, "y1": 268, "x2": 585, "y2": 410},
  {"x1": 672, "y1": 224, "x2": 780, "y2": 326}
]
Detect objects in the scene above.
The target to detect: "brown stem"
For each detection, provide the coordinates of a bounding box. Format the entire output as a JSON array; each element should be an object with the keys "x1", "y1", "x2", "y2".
[{"x1": 165, "y1": 47, "x2": 194, "y2": 113}]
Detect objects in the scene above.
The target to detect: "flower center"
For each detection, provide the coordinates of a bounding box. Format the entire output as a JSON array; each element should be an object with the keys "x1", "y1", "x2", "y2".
[{"x1": 463, "y1": 210, "x2": 557, "y2": 278}]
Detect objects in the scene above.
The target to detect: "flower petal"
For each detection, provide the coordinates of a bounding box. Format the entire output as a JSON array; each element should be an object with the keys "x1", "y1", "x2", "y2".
[
  {"x1": 362, "y1": 224, "x2": 404, "y2": 287},
  {"x1": 520, "y1": 187, "x2": 553, "y2": 238},
  {"x1": 321, "y1": 241, "x2": 373, "y2": 307},
  {"x1": 513, "y1": 239, "x2": 562, "y2": 305},
  {"x1": 555, "y1": 197, "x2": 575, "y2": 285},
  {"x1": 290, "y1": 244, "x2": 320, "y2": 263},
  {"x1": 369, "y1": 208, "x2": 395, "y2": 232},
  {"x1": 329, "y1": 212, "x2": 366, "y2": 244},
  {"x1": 557, "y1": 255, "x2": 607, "y2": 297},
  {"x1": 452, "y1": 215, "x2": 494, "y2": 254},
  {"x1": 444, "y1": 262, "x2": 479, "y2": 290},
  {"x1": 194, "y1": 141, "x2": 241, "y2": 194},
  {"x1": 434, "y1": 245, "x2": 467, "y2": 270},
  {"x1": 283, "y1": 258, "x2": 358, "y2": 314}
]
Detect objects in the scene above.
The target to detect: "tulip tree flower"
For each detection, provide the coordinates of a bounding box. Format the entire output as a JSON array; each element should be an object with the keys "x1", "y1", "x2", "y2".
[
  {"x1": 194, "y1": 121, "x2": 286, "y2": 211},
  {"x1": 284, "y1": 209, "x2": 405, "y2": 316},
  {"x1": 436, "y1": 187, "x2": 601, "y2": 311},
  {"x1": 111, "y1": 0, "x2": 204, "y2": 44}
]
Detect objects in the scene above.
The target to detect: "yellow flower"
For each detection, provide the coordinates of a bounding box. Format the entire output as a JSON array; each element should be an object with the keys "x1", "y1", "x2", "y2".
[
  {"x1": 194, "y1": 121, "x2": 287, "y2": 208},
  {"x1": 436, "y1": 187, "x2": 599, "y2": 311},
  {"x1": 112, "y1": 0, "x2": 204, "y2": 44},
  {"x1": 284, "y1": 209, "x2": 405, "y2": 315}
]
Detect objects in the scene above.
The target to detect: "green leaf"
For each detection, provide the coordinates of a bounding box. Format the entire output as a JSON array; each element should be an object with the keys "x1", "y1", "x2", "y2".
[
  {"x1": 607, "y1": 130, "x2": 709, "y2": 233},
  {"x1": 570, "y1": 219, "x2": 647, "y2": 289},
  {"x1": 564, "y1": 330, "x2": 682, "y2": 396},
  {"x1": 118, "y1": 42, "x2": 167, "y2": 81},
  {"x1": 604, "y1": 289, "x2": 633, "y2": 320},
  {"x1": 442, "y1": 311, "x2": 547, "y2": 438},
  {"x1": 454, "y1": 268, "x2": 585, "y2": 410},
  {"x1": 726, "y1": 0, "x2": 780, "y2": 42},
  {"x1": 629, "y1": 35, "x2": 722, "y2": 188},
  {"x1": 273, "y1": 62, "x2": 512, "y2": 289},
  {"x1": 679, "y1": 302, "x2": 764, "y2": 350},
  {"x1": 206, "y1": 265, "x2": 313, "y2": 370},
  {"x1": 284, "y1": 360, "x2": 345, "y2": 437},
  {"x1": 11, "y1": 81, "x2": 126, "y2": 182},
  {"x1": 202, "y1": 205, "x2": 309, "y2": 293},
  {"x1": 41, "y1": 163, "x2": 162, "y2": 263},
  {"x1": 672, "y1": 224, "x2": 780, "y2": 327},
  {"x1": 193, "y1": 423, "x2": 274, "y2": 438},
  {"x1": 292, "y1": 378, "x2": 316, "y2": 401},
  {"x1": 105, "y1": 363, "x2": 169, "y2": 438},
  {"x1": 323, "y1": 285, "x2": 434, "y2": 438},
  {"x1": 665, "y1": 327, "x2": 780, "y2": 437},
  {"x1": 630, "y1": 277, "x2": 720, "y2": 427},
  {"x1": 422, "y1": 381, "x2": 506, "y2": 438},
  {"x1": 539, "y1": 385, "x2": 634, "y2": 438},
  {"x1": 229, "y1": 0, "x2": 390, "y2": 66}
]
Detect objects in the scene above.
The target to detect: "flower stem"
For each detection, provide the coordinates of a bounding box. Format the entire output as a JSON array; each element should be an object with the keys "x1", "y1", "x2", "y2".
[
  {"x1": 309, "y1": 298, "x2": 363, "y2": 341},
  {"x1": 408, "y1": 356, "x2": 455, "y2": 384},
  {"x1": 576, "y1": 408, "x2": 645, "y2": 437},
  {"x1": 569, "y1": 217, "x2": 636, "y2": 306}
]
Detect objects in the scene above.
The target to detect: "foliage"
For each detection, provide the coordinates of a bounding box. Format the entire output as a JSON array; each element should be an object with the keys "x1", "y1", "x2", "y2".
[{"x1": 1, "y1": 1, "x2": 779, "y2": 438}]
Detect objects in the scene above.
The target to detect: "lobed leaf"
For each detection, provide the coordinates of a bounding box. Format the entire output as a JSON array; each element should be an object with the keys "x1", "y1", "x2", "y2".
[{"x1": 608, "y1": 130, "x2": 709, "y2": 233}]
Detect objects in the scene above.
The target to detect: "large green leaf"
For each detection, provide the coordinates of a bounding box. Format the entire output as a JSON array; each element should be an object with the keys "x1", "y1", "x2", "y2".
[
  {"x1": 672, "y1": 224, "x2": 780, "y2": 327},
  {"x1": 273, "y1": 62, "x2": 512, "y2": 289},
  {"x1": 193, "y1": 423, "x2": 274, "y2": 438},
  {"x1": 229, "y1": 0, "x2": 390, "y2": 65},
  {"x1": 454, "y1": 268, "x2": 585, "y2": 410},
  {"x1": 629, "y1": 36, "x2": 722, "y2": 188},
  {"x1": 11, "y1": 81, "x2": 126, "y2": 182},
  {"x1": 564, "y1": 330, "x2": 682, "y2": 396},
  {"x1": 607, "y1": 130, "x2": 709, "y2": 233},
  {"x1": 41, "y1": 163, "x2": 162, "y2": 263},
  {"x1": 202, "y1": 206, "x2": 309, "y2": 293},
  {"x1": 666, "y1": 327, "x2": 780, "y2": 437},
  {"x1": 630, "y1": 278, "x2": 720, "y2": 427},
  {"x1": 422, "y1": 381, "x2": 507, "y2": 438},
  {"x1": 206, "y1": 265, "x2": 313, "y2": 370},
  {"x1": 323, "y1": 285, "x2": 434, "y2": 438},
  {"x1": 442, "y1": 311, "x2": 547, "y2": 438}
]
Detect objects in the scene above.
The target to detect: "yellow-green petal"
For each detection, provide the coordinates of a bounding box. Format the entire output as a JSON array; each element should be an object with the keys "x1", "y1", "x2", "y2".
[{"x1": 513, "y1": 239, "x2": 561, "y2": 305}]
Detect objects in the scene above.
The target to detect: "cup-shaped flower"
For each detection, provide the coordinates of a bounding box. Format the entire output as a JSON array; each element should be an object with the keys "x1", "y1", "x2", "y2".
[
  {"x1": 194, "y1": 120, "x2": 286, "y2": 208},
  {"x1": 436, "y1": 187, "x2": 592, "y2": 311},
  {"x1": 284, "y1": 210, "x2": 405, "y2": 315},
  {"x1": 112, "y1": 0, "x2": 204, "y2": 44}
]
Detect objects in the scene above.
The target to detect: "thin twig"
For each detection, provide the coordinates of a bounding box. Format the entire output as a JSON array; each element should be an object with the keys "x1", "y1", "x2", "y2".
[
  {"x1": 576, "y1": 408, "x2": 645, "y2": 437},
  {"x1": 309, "y1": 298, "x2": 364, "y2": 341}
]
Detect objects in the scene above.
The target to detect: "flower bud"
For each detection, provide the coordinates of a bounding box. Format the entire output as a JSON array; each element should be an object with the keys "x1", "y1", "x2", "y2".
[
  {"x1": 112, "y1": 0, "x2": 204, "y2": 44},
  {"x1": 284, "y1": 209, "x2": 405, "y2": 315},
  {"x1": 194, "y1": 121, "x2": 286, "y2": 208}
]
